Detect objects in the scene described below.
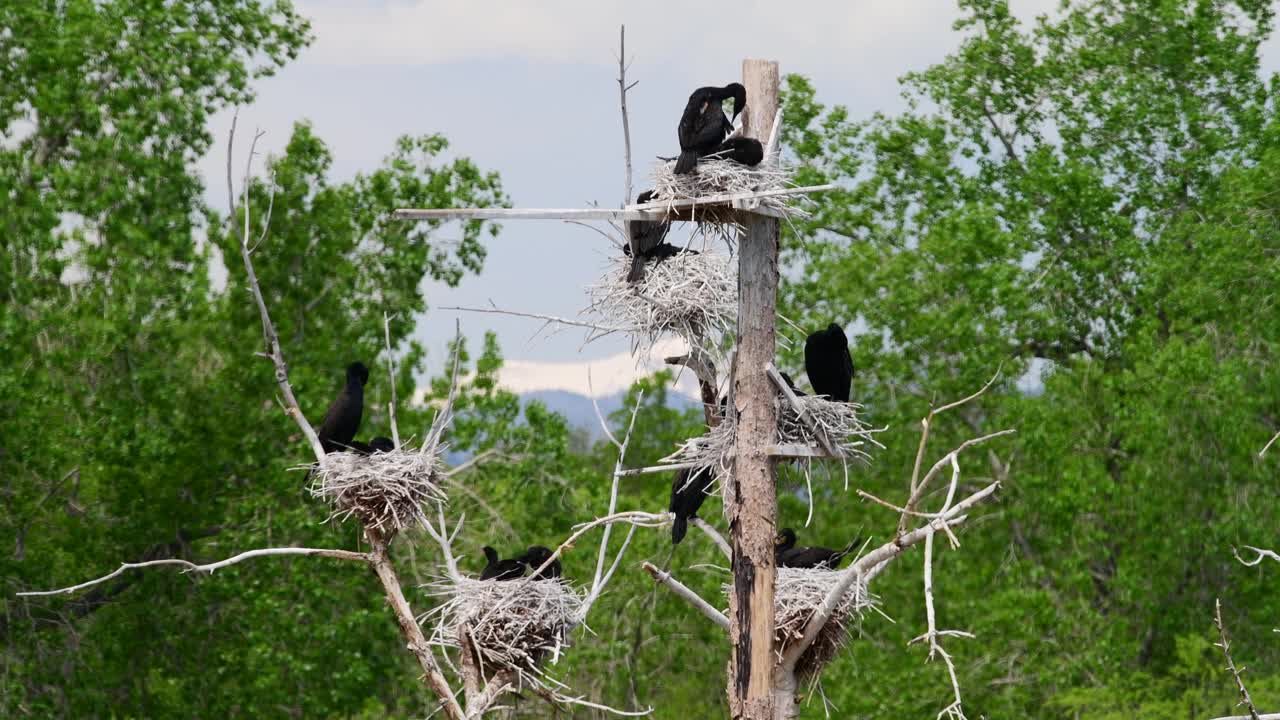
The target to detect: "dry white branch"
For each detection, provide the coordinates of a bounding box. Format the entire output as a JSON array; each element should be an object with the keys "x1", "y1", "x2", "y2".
[
  {"x1": 642, "y1": 561, "x2": 729, "y2": 630},
  {"x1": 391, "y1": 185, "x2": 835, "y2": 222},
  {"x1": 441, "y1": 303, "x2": 632, "y2": 336},
  {"x1": 693, "y1": 518, "x2": 733, "y2": 560},
  {"x1": 1259, "y1": 429, "x2": 1280, "y2": 457},
  {"x1": 17, "y1": 547, "x2": 370, "y2": 597},
  {"x1": 1234, "y1": 546, "x2": 1280, "y2": 567},
  {"x1": 617, "y1": 24, "x2": 634, "y2": 211},
  {"x1": 384, "y1": 312, "x2": 402, "y2": 448},
  {"x1": 227, "y1": 116, "x2": 325, "y2": 462},
  {"x1": 583, "y1": 390, "x2": 646, "y2": 616},
  {"x1": 1215, "y1": 598, "x2": 1264, "y2": 720}
]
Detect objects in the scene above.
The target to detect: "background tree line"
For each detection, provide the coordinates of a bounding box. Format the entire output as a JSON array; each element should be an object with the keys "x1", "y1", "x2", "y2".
[{"x1": 3, "y1": 0, "x2": 1279, "y2": 717}]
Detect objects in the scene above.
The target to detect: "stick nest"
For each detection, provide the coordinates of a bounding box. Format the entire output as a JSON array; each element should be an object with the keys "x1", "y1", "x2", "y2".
[
  {"x1": 771, "y1": 567, "x2": 872, "y2": 679},
  {"x1": 307, "y1": 449, "x2": 447, "y2": 532},
  {"x1": 585, "y1": 249, "x2": 735, "y2": 359},
  {"x1": 423, "y1": 577, "x2": 584, "y2": 681},
  {"x1": 666, "y1": 395, "x2": 885, "y2": 476},
  {"x1": 649, "y1": 157, "x2": 809, "y2": 219}
]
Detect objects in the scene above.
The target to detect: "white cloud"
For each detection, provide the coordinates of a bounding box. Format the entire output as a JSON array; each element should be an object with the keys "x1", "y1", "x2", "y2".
[{"x1": 496, "y1": 336, "x2": 700, "y2": 398}]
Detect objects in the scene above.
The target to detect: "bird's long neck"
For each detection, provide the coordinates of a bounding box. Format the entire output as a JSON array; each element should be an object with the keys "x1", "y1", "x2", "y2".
[{"x1": 483, "y1": 546, "x2": 498, "y2": 564}]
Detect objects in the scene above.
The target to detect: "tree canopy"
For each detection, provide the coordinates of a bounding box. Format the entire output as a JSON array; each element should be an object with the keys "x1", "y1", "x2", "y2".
[{"x1": 4, "y1": 0, "x2": 1280, "y2": 718}]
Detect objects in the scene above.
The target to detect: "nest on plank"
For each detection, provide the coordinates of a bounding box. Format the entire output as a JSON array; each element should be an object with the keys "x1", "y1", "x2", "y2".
[
  {"x1": 422, "y1": 576, "x2": 584, "y2": 684},
  {"x1": 585, "y1": 249, "x2": 735, "y2": 360},
  {"x1": 648, "y1": 156, "x2": 809, "y2": 219},
  {"x1": 307, "y1": 448, "x2": 447, "y2": 533},
  {"x1": 665, "y1": 394, "x2": 885, "y2": 478},
  {"x1": 769, "y1": 566, "x2": 873, "y2": 679}
]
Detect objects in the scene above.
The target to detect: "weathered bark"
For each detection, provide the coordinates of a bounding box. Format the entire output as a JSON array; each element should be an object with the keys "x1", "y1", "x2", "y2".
[{"x1": 725, "y1": 58, "x2": 782, "y2": 720}]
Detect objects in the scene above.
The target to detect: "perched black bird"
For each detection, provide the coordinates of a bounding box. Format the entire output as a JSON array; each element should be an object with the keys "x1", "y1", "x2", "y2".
[
  {"x1": 715, "y1": 136, "x2": 764, "y2": 166},
  {"x1": 774, "y1": 528, "x2": 859, "y2": 569},
  {"x1": 480, "y1": 546, "x2": 526, "y2": 581},
  {"x1": 669, "y1": 466, "x2": 715, "y2": 545},
  {"x1": 625, "y1": 190, "x2": 673, "y2": 282},
  {"x1": 779, "y1": 371, "x2": 806, "y2": 397},
  {"x1": 317, "y1": 362, "x2": 370, "y2": 453},
  {"x1": 369, "y1": 436, "x2": 395, "y2": 453},
  {"x1": 804, "y1": 323, "x2": 853, "y2": 402},
  {"x1": 521, "y1": 546, "x2": 562, "y2": 580},
  {"x1": 675, "y1": 83, "x2": 746, "y2": 174}
]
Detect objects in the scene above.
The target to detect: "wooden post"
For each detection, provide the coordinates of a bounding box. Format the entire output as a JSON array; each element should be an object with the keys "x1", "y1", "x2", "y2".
[{"x1": 725, "y1": 57, "x2": 781, "y2": 720}]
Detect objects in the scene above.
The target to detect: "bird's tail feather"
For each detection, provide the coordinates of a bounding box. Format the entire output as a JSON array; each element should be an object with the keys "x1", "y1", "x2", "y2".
[
  {"x1": 672, "y1": 514, "x2": 688, "y2": 545},
  {"x1": 673, "y1": 150, "x2": 698, "y2": 175},
  {"x1": 626, "y1": 254, "x2": 646, "y2": 283}
]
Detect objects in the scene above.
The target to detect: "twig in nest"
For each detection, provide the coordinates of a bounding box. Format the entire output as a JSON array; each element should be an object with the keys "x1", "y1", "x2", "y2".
[
  {"x1": 585, "y1": 250, "x2": 736, "y2": 361},
  {"x1": 308, "y1": 449, "x2": 448, "y2": 533},
  {"x1": 648, "y1": 157, "x2": 811, "y2": 219}
]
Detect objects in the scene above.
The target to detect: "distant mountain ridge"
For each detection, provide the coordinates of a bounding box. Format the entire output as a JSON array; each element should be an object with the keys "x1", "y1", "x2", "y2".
[{"x1": 521, "y1": 389, "x2": 699, "y2": 438}]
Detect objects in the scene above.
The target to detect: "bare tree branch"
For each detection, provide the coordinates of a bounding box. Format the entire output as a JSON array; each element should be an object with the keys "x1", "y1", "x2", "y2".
[
  {"x1": 17, "y1": 547, "x2": 370, "y2": 597},
  {"x1": 693, "y1": 518, "x2": 733, "y2": 560},
  {"x1": 642, "y1": 562, "x2": 729, "y2": 630},
  {"x1": 1234, "y1": 546, "x2": 1280, "y2": 567},
  {"x1": 228, "y1": 116, "x2": 325, "y2": 462},
  {"x1": 1215, "y1": 598, "x2": 1264, "y2": 720},
  {"x1": 384, "y1": 311, "x2": 401, "y2": 448}
]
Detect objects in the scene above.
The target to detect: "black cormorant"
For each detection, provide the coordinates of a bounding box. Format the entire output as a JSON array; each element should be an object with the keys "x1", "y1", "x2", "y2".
[
  {"x1": 520, "y1": 546, "x2": 562, "y2": 580},
  {"x1": 317, "y1": 362, "x2": 369, "y2": 453},
  {"x1": 369, "y1": 436, "x2": 395, "y2": 453},
  {"x1": 804, "y1": 323, "x2": 853, "y2": 402},
  {"x1": 625, "y1": 190, "x2": 673, "y2": 282},
  {"x1": 669, "y1": 466, "x2": 715, "y2": 545},
  {"x1": 675, "y1": 83, "x2": 746, "y2": 174},
  {"x1": 715, "y1": 136, "x2": 764, "y2": 166},
  {"x1": 774, "y1": 528, "x2": 859, "y2": 569},
  {"x1": 480, "y1": 546, "x2": 526, "y2": 581}
]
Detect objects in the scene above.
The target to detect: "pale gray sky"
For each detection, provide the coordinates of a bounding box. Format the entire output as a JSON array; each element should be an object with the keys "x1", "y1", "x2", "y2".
[{"x1": 198, "y1": 1, "x2": 1277, "y2": 399}]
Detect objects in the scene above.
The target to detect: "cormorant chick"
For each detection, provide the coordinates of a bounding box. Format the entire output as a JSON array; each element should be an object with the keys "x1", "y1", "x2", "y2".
[
  {"x1": 715, "y1": 136, "x2": 764, "y2": 166},
  {"x1": 521, "y1": 546, "x2": 562, "y2": 580},
  {"x1": 317, "y1": 362, "x2": 369, "y2": 453},
  {"x1": 625, "y1": 190, "x2": 673, "y2": 283},
  {"x1": 369, "y1": 436, "x2": 395, "y2": 453},
  {"x1": 779, "y1": 371, "x2": 806, "y2": 397},
  {"x1": 774, "y1": 528, "x2": 859, "y2": 569},
  {"x1": 480, "y1": 546, "x2": 526, "y2": 581},
  {"x1": 675, "y1": 83, "x2": 746, "y2": 174},
  {"x1": 669, "y1": 466, "x2": 714, "y2": 545},
  {"x1": 804, "y1": 323, "x2": 853, "y2": 402}
]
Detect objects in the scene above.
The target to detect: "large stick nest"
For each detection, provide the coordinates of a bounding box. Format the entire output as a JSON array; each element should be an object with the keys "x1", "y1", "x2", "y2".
[
  {"x1": 648, "y1": 157, "x2": 810, "y2": 219},
  {"x1": 770, "y1": 567, "x2": 872, "y2": 679},
  {"x1": 585, "y1": 249, "x2": 735, "y2": 359},
  {"x1": 423, "y1": 577, "x2": 584, "y2": 682},
  {"x1": 307, "y1": 448, "x2": 447, "y2": 532},
  {"x1": 666, "y1": 395, "x2": 885, "y2": 477}
]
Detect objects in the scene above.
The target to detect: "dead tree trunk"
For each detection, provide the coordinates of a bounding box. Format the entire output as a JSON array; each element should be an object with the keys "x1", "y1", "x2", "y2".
[{"x1": 725, "y1": 58, "x2": 782, "y2": 720}]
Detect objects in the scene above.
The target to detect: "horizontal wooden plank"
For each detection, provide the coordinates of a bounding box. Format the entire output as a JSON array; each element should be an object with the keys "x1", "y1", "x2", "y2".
[{"x1": 392, "y1": 183, "x2": 834, "y2": 223}]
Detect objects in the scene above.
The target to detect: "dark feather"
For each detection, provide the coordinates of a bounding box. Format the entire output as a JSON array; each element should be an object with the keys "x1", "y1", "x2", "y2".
[
  {"x1": 774, "y1": 528, "x2": 859, "y2": 569},
  {"x1": 317, "y1": 362, "x2": 369, "y2": 453},
  {"x1": 804, "y1": 323, "x2": 853, "y2": 403},
  {"x1": 669, "y1": 466, "x2": 714, "y2": 545},
  {"x1": 480, "y1": 545, "x2": 526, "y2": 581},
  {"x1": 520, "y1": 546, "x2": 562, "y2": 580},
  {"x1": 675, "y1": 84, "x2": 745, "y2": 175},
  {"x1": 715, "y1": 136, "x2": 764, "y2": 166}
]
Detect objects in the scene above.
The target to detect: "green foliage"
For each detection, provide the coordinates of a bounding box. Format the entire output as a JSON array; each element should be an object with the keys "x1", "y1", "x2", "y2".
[{"x1": 7, "y1": 0, "x2": 1280, "y2": 718}]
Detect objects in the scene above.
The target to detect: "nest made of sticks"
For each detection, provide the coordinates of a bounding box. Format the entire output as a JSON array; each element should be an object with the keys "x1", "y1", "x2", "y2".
[
  {"x1": 770, "y1": 567, "x2": 872, "y2": 679},
  {"x1": 667, "y1": 394, "x2": 885, "y2": 477},
  {"x1": 423, "y1": 576, "x2": 584, "y2": 681},
  {"x1": 586, "y1": 249, "x2": 735, "y2": 359},
  {"x1": 648, "y1": 156, "x2": 809, "y2": 219},
  {"x1": 307, "y1": 448, "x2": 447, "y2": 532}
]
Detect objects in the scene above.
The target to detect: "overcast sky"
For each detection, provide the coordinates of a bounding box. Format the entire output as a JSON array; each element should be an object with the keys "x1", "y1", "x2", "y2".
[{"x1": 198, "y1": 1, "x2": 1278, "y2": 400}]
